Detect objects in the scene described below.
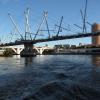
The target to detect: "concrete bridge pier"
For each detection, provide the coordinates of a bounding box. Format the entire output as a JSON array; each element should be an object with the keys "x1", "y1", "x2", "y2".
[
  {"x1": 39, "y1": 48, "x2": 44, "y2": 55},
  {"x1": 33, "y1": 46, "x2": 54, "y2": 55},
  {"x1": 20, "y1": 43, "x2": 36, "y2": 57},
  {"x1": 12, "y1": 48, "x2": 23, "y2": 55},
  {"x1": 34, "y1": 47, "x2": 44, "y2": 55}
]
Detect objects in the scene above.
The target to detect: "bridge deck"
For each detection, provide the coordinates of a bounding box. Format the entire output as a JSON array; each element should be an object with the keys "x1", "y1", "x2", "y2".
[{"x1": 0, "y1": 32, "x2": 100, "y2": 46}]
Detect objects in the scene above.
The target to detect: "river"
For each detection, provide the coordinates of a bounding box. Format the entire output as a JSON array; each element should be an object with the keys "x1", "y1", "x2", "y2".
[{"x1": 0, "y1": 55, "x2": 100, "y2": 100}]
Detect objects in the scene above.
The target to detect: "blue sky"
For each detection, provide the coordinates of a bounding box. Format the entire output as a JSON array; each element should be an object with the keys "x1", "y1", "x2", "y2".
[{"x1": 0, "y1": 0, "x2": 100, "y2": 46}]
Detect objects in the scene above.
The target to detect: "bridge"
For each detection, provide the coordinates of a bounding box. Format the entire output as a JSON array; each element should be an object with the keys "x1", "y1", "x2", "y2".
[
  {"x1": 0, "y1": 31, "x2": 100, "y2": 56},
  {"x1": 0, "y1": 45, "x2": 54, "y2": 55},
  {"x1": 1, "y1": 31, "x2": 100, "y2": 46},
  {"x1": 0, "y1": 8, "x2": 100, "y2": 56}
]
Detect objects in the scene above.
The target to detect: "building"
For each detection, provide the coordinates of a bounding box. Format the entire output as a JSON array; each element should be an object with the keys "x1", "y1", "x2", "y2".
[{"x1": 92, "y1": 23, "x2": 100, "y2": 46}]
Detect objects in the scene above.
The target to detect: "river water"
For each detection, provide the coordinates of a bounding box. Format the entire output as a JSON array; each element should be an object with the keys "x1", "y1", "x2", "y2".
[{"x1": 0, "y1": 55, "x2": 100, "y2": 100}]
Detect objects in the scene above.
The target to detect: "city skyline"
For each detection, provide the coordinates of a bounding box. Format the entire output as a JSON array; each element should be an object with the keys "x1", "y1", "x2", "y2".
[{"x1": 0, "y1": 0, "x2": 100, "y2": 46}]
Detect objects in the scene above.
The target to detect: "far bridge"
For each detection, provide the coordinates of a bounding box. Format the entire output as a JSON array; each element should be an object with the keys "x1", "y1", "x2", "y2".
[{"x1": 0, "y1": 45, "x2": 53, "y2": 55}]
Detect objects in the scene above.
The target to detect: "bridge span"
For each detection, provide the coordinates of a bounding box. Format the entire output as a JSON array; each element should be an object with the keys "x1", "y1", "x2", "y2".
[
  {"x1": 0, "y1": 31, "x2": 100, "y2": 56},
  {"x1": 0, "y1": 31, "x2": 100, "y2": 46}
]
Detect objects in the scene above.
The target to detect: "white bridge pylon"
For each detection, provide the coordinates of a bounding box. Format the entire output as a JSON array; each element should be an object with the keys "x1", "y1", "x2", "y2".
[
  {"x1": 0, "y1": 45, "x2": 54, "y2": 55},
  {"x1": 34, "y1": 46, "x2": 54, "y2": 55},
  {"x1": 1, "y1": 45, "x2": 24, "y2": 55}
]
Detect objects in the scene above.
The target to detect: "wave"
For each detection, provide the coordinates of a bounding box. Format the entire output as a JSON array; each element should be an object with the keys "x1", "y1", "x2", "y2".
[{"x1": 23, "y1": 80, "x2": 100, "y2": 100}]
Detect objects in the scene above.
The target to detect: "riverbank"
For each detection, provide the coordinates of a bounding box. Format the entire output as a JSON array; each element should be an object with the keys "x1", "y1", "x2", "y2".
[{"x1": 51, "y1": 52, "x2": 100, "y2": 55}]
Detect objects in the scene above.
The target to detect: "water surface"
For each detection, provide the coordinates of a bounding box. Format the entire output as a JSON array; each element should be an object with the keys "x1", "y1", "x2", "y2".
[{"x1": 0, "y1": 55, "x2": 100, "y2": 100}]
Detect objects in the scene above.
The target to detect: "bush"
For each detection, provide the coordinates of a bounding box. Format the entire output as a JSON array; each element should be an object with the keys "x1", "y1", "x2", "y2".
[{"x1": 3, "y1": 48, "x2": 13, "y2": 57}]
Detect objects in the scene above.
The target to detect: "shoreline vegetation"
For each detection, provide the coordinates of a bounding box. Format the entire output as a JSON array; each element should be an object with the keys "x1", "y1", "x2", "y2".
[{"x1": 0, "y1": 48, "x2": 13, "y2": 57}]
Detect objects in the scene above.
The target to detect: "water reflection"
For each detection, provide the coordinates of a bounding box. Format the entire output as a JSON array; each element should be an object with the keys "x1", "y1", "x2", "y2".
[
  {"x1": 92, "y1": 55, "x2": 100, "y2": 67},
  {"x1": 13, "y1": 55, "x2": 20, "y2": 59},
  {"x1": 24, "y1": 57, "x2": 33, "y2": 66},
  {"x1": 90, "y1": 55, "x2": 100, "y2": 86}
]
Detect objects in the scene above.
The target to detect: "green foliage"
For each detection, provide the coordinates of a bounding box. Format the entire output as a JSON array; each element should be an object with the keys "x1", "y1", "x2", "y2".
[{"x1": 3, "y1": 48, "x2": 13, "y2": 57}]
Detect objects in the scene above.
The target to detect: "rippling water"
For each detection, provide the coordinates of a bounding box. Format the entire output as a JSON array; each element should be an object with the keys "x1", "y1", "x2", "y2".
[{"x1": 0, "y1": 55, "x2": 100, "y2": 100}]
